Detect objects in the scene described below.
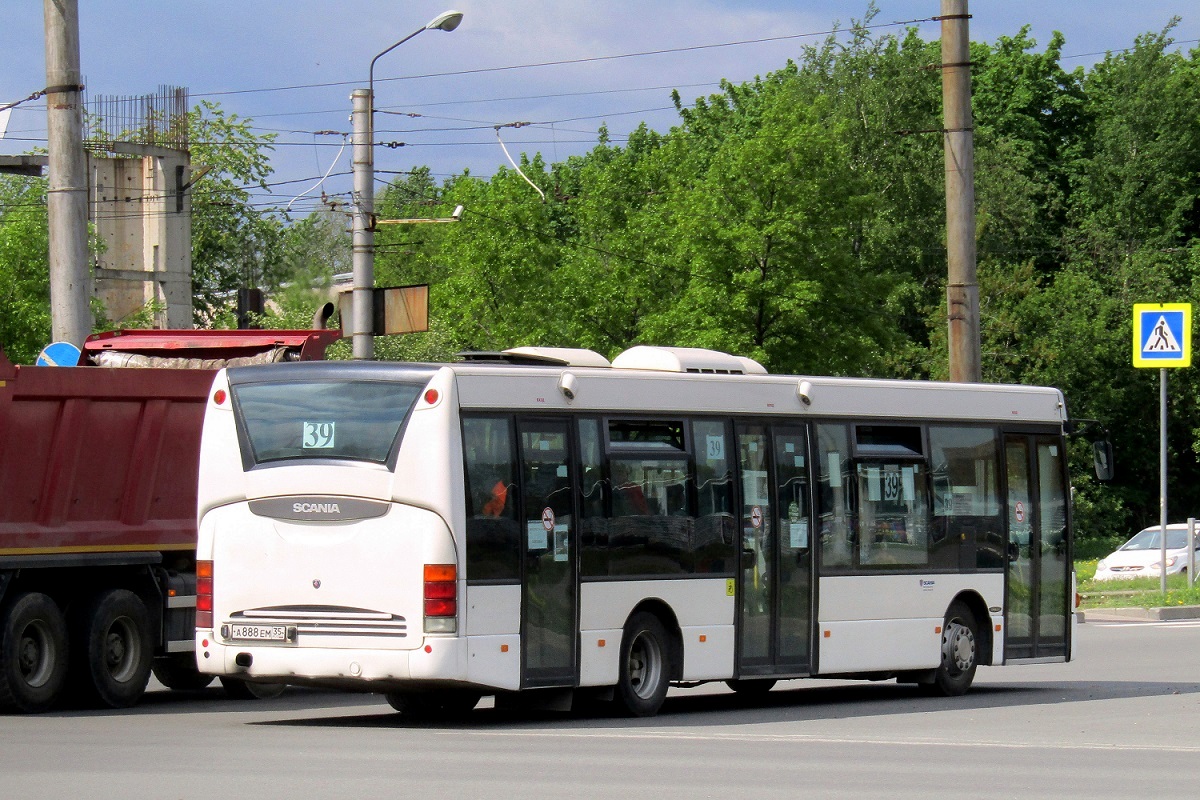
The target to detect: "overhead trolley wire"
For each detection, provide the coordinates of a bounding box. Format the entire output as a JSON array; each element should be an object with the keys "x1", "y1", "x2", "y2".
[{"x1": 190, "y1": 17, "x2": 938, "y2": 99}]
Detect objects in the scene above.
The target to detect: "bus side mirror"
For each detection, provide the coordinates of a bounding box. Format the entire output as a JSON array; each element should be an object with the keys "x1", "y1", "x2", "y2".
[{"x1": 1093, "y1": 440, "x2": 1114, "y2": 482}]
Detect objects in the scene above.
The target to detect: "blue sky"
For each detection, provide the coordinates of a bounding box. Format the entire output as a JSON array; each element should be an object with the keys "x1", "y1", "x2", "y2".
[{"x1": 2, "y1": 2, "x2": 1196, "y2": 216}]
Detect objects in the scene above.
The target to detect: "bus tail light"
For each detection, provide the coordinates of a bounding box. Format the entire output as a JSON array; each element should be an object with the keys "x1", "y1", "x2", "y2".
[
  {"x1": 424, "y1": 564, "x2": 457, "y2": 633},
  {"x1": 197, "y1": 559, "x2": 214, "y2": 629}
]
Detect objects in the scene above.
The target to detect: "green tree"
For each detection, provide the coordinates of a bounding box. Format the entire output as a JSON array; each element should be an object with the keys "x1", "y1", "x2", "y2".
[
  {"x1": 0, "y1": 175, "x2": 50, "y2": 363},
  {"x1": 263, "y1": 206, "x2": 350, "y2": 330},
  {"x1": 189, "y1": 101, "x2": 284, "y2": 325}
]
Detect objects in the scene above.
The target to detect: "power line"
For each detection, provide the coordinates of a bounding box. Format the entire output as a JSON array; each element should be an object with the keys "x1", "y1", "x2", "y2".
[{"x1": 191, "y1": 17, "x2": 936, "y2": 99}]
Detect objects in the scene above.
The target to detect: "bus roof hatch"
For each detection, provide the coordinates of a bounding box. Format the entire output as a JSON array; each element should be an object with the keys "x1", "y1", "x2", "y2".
[{"x1": 611, "y1": 346, "x2": 767, "y2": 375}]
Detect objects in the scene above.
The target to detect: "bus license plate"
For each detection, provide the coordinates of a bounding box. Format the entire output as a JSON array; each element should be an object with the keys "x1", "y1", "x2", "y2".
[{"x1": 229, "y1": 624, "x2": 287, "y2": 642}]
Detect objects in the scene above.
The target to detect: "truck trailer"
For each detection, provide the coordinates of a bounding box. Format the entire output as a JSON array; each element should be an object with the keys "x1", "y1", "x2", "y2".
[{"x1": 0, "y1": 329, "x2": 339, "y2": 713}]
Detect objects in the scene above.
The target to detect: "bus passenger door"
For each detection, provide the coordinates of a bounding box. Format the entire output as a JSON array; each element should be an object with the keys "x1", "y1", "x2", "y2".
[
  {"x1": 1004, "y1": 434, "x2": 1069, "y2": 660},
  {"x1": 518, "y1": 419, "x2": 578, "y2": 687},
  {"x1": 736, "y1": 423, "x2": 813, "y2": 675}
]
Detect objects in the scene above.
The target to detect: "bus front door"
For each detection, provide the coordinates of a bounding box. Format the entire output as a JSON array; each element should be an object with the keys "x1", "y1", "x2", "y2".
[
  {"x1": 518, "y1": 419, "x2": 578, "y2": 687},
  {"x1": 1004, "y1": 434, "x2": 1069, "y2": 660},
  {"x1": 736, "y1": 423, "x2": 814, "y2": 676}
]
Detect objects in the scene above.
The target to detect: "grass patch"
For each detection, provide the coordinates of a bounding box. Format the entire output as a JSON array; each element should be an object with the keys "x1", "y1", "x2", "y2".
[{"x1": 1075, "y1": 559, "x2": 1200, "y2": 608}]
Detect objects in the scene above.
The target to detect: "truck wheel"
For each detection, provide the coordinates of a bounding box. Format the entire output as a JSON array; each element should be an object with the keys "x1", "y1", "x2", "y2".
[
  {"x1": 614, "y1": 612, "x2": 671, "y2": 717},
  {"x1": 71, "y1": 589, "x2": 153, "y2": 709},
  {"x1": 152, "y1": 654, "x2": 215, "y2": 691},
  {"x1": 0, "y1": 593, "x2": 70, "y2": 713},
  {"x1": 220, "y1": 677, "x2": 286, "y2": 700}
]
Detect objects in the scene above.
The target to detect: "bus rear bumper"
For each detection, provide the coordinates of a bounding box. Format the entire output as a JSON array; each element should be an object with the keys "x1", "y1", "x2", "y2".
[{"x1": 196, "y1": 635, "x2": 469, "y2": 688}]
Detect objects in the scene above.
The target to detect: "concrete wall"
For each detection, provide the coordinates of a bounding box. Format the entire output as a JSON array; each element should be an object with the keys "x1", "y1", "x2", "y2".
[{"x1": 90, "y1": 144, "x2": 192, "y2": 328}]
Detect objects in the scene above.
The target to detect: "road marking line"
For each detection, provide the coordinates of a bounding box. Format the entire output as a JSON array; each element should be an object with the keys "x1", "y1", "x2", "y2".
[
  {"x1": 435, "y1": 730, "x2": 1200, "y2": 753},
  {"x1": 1091, "y1": 620, "x2": 1200, "y2": 628}
]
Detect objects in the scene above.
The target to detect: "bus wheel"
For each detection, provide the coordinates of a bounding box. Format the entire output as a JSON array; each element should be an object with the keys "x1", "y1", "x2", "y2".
[
  {"x1": 220, "y1": 677, "x2": 286, "y2": 699},
  {"x1": 0, "y1": 593, "x2": 70, "y2": 713},
  {"x1": 928, "y1": 601, "x2": 978, "y2": 697},
  {"x1": 386, "y1": 690, "x2": 480, "y2": 719},
  {"x1": 726, "y1": 679, "x2": 776, "y2": 696},
  {"x1": 72, "y1": 589, "x2": 153, "y2": 709},
  {"x1": 152, "y1": 654, "x2": 215, "y2": 691},
  {"x1": 615, "y1": 612, "x2": 670, "y2": 717}
]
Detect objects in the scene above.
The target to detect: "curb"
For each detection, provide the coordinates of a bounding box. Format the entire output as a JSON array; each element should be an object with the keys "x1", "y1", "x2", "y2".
[{"x1": 1078, "y1": 605, "x2": 1200, "y2": 622}]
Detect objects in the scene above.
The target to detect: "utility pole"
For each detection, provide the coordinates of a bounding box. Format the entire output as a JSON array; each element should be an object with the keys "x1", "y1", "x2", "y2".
[
  {"x1": 941, "y1": 0, "x2": 980, "y2": 382},
  {"x1": 44, "y1": 0, "x2": 92, "y2": 346},
  {"x1": 350, "y1": 88, "x2": 374, "y2": 360}
]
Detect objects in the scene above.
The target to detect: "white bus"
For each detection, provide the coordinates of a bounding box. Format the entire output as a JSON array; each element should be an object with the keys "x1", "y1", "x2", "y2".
[{"x1": 194, "y1": 345, "x2": 1087, "y2": 717}]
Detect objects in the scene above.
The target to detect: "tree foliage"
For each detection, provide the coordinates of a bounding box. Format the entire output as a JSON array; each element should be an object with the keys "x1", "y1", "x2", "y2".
[
  {"x1": 0, "y1": 175, "x2": 51, "y2": 363},
  {"x1": 189, "y1": 100, "x2": 283, "y2": 325},
  {"x1": 3, "y1": 15, "x2": 1198, "y2": 543},
  {"x1": 357, "y1": 18, "x2": 1199, "y2": 541}
]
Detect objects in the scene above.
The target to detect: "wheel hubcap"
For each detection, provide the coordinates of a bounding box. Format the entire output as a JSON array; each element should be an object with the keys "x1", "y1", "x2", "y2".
[
  {"x1": 17, "y1": 622, "x2": 54, "y2": 688},
  {"x1": 942, "y1": 620, "x2": 975, "y2": 674},
  {"x1": 104, "y1": 617, "x2": 139, "y2": 683},
  {"x1": 628, "y1": 632, "x2": 663, "y2": 700}
]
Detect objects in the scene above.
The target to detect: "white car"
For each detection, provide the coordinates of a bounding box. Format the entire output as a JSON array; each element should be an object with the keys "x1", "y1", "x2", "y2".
[{"x1": 1093, "y1": 524, "x2": 1199, "y2": 581}]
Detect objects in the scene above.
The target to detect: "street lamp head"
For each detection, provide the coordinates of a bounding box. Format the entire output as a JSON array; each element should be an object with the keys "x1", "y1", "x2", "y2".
[{"x1": 426, "y1": 10, "x2": 463, "y2": 32}]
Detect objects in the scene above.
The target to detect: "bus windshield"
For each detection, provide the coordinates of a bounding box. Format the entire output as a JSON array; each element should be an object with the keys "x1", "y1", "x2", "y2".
[{"x1": 232, "y1": 379, "x2": 426, "y2": 466}]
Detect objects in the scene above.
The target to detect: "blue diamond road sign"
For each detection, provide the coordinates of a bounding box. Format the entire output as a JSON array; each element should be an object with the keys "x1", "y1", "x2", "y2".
[{"x1": 1133, "y1": 304, "x2": 1191, "y2": 369}]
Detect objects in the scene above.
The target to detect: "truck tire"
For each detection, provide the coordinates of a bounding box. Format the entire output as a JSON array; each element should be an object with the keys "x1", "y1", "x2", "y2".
[
  {"x1": 219, "y1": 677, "x2": 287, "y2": 700},
  {"x1": 71, "y1": 589, "x2": 153, "y2": 709},
  {"x1": 0, "y1": 593, "x2": 70, "y2": 713},
  {"x1": 152, "y1": 654, "x2": 215, "y2": 691}
]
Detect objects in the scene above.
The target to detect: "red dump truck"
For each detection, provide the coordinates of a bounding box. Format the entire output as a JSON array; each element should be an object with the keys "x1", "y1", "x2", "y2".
[{"x1": 0, "y1": 329, "x2": 340, "y2": 712}]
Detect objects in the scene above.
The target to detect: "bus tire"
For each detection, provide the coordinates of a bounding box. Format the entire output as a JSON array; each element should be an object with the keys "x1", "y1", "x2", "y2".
[
  {"x1": 220, "y1": 677, "x2": 286, "y2": 700},
  {"x1": 615, "y1": 612, "x2": 670, "y2": 717},
  {"x1": 726, "y1": 678, "x2": 776, "y2": 696},
  {"x1": 72, "y1": 589, "x2": 153, "y2": 709},
  {"x1": 152, "y1": 654, "x2": 215, "y2": 691},
  {"x1": 0, "y1": 592, "x2": 70, "y2": 713},
  {"x1": 928, "y1": 600, "x2": 978, "y2": 697},
  {"x1": 386, "y1": 689, "x2": 480, "y2": 719}
]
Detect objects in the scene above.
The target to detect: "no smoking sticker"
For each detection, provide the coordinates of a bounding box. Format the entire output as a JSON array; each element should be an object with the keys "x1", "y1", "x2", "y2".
[{"x1": 750, "y1": 506, "x2": 763, "y2": 529}]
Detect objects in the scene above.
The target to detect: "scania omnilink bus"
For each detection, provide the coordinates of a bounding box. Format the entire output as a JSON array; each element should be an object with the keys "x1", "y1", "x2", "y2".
[{"x1": 195, "y1": 346, "x2": 1082, "y2": 717}]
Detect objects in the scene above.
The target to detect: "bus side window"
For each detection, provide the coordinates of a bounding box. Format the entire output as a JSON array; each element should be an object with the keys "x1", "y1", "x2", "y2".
[
  {"x1": 578, "y1": 418, "x2": 610, "y2": 578},
  {"x1": 816, "y1": 424, "x2": 855, "y2": 570},
  {"x1": 856, "y1": 461, "x2": 929, "y2": 567},
  {"x1": 929, "y1": 425, "x2": 1002, "y2": 570},
  {"x1": 463, "y1": 416, "x2": 520, "y2": 582},
  {"x1": 692, "y1": 419, "x2": 735, "y2": 574}
]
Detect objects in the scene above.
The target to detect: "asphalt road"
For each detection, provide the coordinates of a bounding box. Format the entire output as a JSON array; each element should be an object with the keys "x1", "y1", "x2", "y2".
[{"x1": 2, "y1": 619, "x2": 1198, "y2": 799}]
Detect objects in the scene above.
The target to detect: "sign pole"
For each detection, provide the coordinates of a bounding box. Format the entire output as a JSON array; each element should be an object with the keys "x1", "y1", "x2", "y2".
[
  {"x1": 1160, "y1": 368, "x2": 1168, "y2": 595},
  {"x1": 1132, "y1": 303, "x2": 1191, "y2": 596},
  {"x1": 1188, "y1": 518, "x2": 1196, "y2": 590}
]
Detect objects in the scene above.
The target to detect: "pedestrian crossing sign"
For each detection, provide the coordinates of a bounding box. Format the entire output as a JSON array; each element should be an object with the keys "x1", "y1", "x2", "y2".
[{"x1": 1133, "y1": 303, "x2": 1191, "y2": 368}]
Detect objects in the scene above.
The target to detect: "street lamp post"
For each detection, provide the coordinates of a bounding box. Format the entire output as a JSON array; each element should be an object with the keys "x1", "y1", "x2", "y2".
[{"x1": 351, "y1": 10, "x2": 463, "y2": 360}]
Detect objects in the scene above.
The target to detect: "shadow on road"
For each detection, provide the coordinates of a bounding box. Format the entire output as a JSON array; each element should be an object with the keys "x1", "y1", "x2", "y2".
[{"x1": 245, "y1": 676, "x2": 1200, "y2": 731}]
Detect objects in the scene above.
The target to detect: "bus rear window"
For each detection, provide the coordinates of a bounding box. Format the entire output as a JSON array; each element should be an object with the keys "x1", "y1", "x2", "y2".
[{"x1": 232, "y1": 380, "x2": 426, "y2": 466}]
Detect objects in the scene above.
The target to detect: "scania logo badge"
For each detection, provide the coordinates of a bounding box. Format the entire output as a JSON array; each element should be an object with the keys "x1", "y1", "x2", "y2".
[
  {"x1": 247, "y1": 496, "x2": 389, "y2": 522},
  {"x1": 312, "y1": 579, "x2": 321, "y2": 589}
]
